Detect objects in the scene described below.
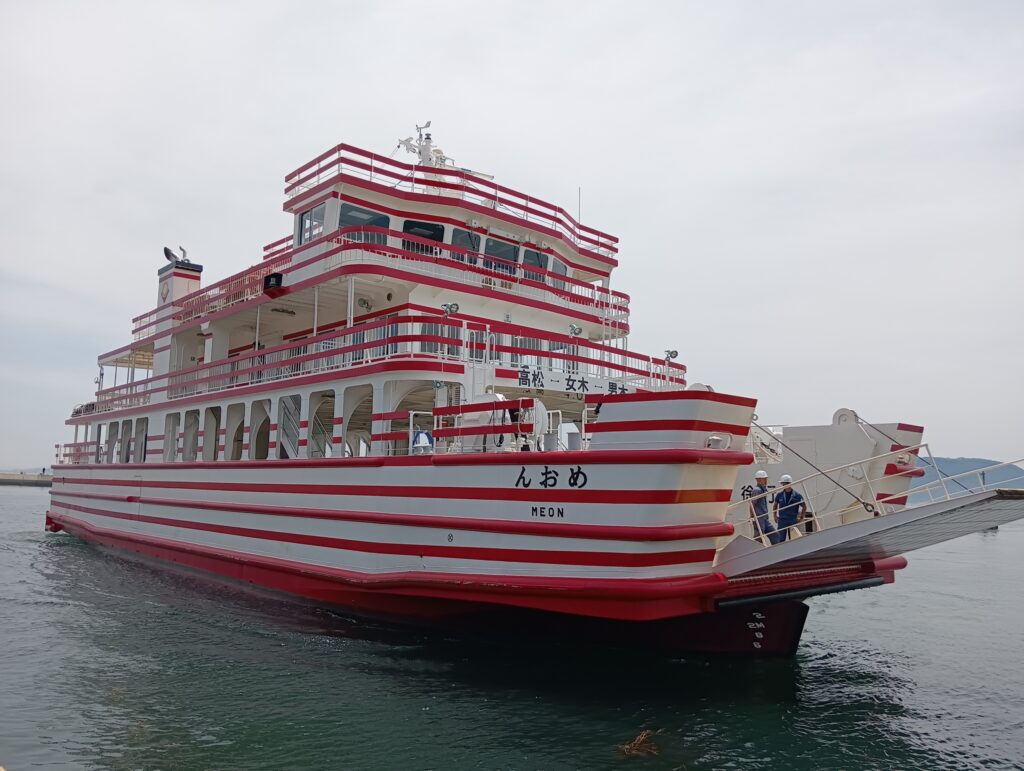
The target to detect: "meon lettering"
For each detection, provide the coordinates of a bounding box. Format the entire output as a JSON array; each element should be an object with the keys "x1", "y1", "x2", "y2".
[{"x1": 531, "y1": 506, "x2": 565, "y2": 518}]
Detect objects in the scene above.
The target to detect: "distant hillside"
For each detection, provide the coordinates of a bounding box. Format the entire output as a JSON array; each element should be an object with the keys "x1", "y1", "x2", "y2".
[{"x1": 909, "y1": 457, "x2": 1024, "y2": 504}]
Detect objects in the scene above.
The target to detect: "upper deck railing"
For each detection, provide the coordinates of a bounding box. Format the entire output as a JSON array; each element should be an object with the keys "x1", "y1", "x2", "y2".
[
  {"x1": 283, "y1": 143, "x2": 619, "y2": 263},
  {"x1": 131, "y1": 251, "x2": 292, "y2": 340},
  {"x1": 91, "y1": 314, "x2": 685, "y2": 416},
  {"x1": 130, "y1": 227, "x2": 629, "y2": 341}
]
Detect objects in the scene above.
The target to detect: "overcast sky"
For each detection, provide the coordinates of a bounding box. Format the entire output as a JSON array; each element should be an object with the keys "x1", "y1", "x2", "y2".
[{"x1": 1, "y1": 0, "x2": 1021, "y2": 468}]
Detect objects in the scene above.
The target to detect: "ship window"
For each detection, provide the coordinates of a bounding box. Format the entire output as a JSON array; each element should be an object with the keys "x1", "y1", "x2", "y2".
[
  {"x1": 551, "y1": 258, "x2": 568, "y2": 290},
  {"x1": 523, "y1": 249, "x2": 548, "y2": 282},
  {"x1": 484, "y1": 239, "x2": 518, "y2": 276},
  {"x1": 402, "y1": 220, "x2": 444, "y2": 255},
  {"x1": 451, "y1": 228, "x2": 480, "y2": 264},
  {"x1": 339, "y1": 204, "x2": 389, "y2": 244},
  {"x1": 299, "y1": 204, "x2": 327, "y2": 245}
]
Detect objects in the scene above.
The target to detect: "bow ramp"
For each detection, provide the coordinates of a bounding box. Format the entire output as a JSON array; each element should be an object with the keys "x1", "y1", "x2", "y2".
[{"x1": 715, "y1": 489, "x2": 1024, "y2": 578}]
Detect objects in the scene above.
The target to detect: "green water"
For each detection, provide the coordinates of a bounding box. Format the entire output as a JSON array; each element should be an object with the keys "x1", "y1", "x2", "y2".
[{"x1": 1, "y1": 486, "x2": 1022, "y2": 770}]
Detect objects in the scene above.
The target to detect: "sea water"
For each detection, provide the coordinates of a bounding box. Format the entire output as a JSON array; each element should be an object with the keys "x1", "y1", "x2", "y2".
[{"x1": 1, "y1": 486, "x2": 1022, "y2": 770}]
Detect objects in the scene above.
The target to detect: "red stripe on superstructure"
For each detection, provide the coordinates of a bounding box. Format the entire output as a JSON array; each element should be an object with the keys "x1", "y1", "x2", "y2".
[
  {"x1": 51, "y1": 490, "x2": 735, "y2": 542},
  {"x1": 433, "y1": 398, "x2": 534, "y2": 417},
  {"x1": 896, "y1": 423, "x2": 925, "y2": 434},
  {"x1": 433, "y1": 424, "x2": 534, "y2": 439},
  {"x1": 587, "y1": 419, "x2": 751, "y2": 436},
  {"x1": 889, "y1": 443, "x2": 921, "y2": 456},
  {"x1": 370, "y1": 432, "x2": 406, "y2": 442},
  {"x1": 585, "y1": 390, "x2": 755, "y2": 408},
  {"x1": 371, "y1": 411, "x2": 408, "y2": 421},
  {"x1": 50, "y1": 502, "x2": 715, "y2": 568},
  {"x1": 56, "y1": 476, "x2": 733, "y2": 505},
  {"x1": 876, "y1": 492, "x2": 908, "y2": 506},
  {"x1": 54, "y1": 447, "x2": 753, "y2": 470},
  {"x1": 883, "y1": 463, "x2": 926, "y2": 478}
]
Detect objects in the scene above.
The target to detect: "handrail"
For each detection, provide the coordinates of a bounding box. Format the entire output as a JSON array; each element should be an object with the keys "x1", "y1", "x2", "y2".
[
  {"x1": 86, "y1": 321, "x2": 686, "y2": 415},
  {"x1": 731, "y1": 447, "x2": 1024, "y2": 544},
  {"x1": 283, "y1": 142, "x2": 618, "y2": 258},
  {"x1": 726, "y1": 442, "x2": 929, "y2": 513},
  {"x1": 334, "y1": 225, "x2": 627, "y2": 304},
  {"x1": 99, "y1": 312, "x2": 676, "y2": 400}
]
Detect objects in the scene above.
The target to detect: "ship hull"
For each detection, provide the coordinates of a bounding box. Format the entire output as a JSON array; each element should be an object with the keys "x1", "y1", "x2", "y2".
[{"x1": 46, "y1": 509, "x2": 811, "y2": 656}]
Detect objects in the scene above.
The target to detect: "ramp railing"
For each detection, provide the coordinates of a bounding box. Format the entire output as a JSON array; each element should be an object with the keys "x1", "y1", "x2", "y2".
[{"x1": 729, "y1": 444, "x2": 1024, "y2": 545}]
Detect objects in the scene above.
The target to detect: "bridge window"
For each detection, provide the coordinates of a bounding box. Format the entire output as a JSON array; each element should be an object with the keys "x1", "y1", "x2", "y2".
[
  {"x1": 299, "y1": 203, "x2": 326, "y2": 245},
  {"x1": 339, "y1": 204, "x2": 389, "y2": 244},
  {"x1": 451, "y1": 228, "x2": 480, "y2": 264},
  {"x1": 523, "y1": 249, "x2": 547, "y2": 282},
  {"x1": 402, "y1": 220, "x2": 444, "y2": 255},
  {"x1": 484, "y1": 239, "x2": 518, "y2": 276},
  {"x1": 551, "y1": 258, "x2": 568, "y2": 290}
]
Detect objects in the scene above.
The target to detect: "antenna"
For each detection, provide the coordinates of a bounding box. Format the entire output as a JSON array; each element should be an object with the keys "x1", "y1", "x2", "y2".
[{"x1": 397, "y1": 121, "x2": 453, "y2": 168}]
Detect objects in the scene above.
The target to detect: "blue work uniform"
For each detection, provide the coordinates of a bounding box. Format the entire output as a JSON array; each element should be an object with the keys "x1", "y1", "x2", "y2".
[
  {"x1": 749, "y1": 484, "x2": 775, "y2": 540},
  {"x1": 774, "y1": 488, "x2": 804, "y2": 542}
]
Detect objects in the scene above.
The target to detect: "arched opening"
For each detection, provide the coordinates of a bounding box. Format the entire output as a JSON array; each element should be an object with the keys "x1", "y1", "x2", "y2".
[
  {"x1": 182, "y1": 410, "x2": 200, "y2": 462},
  {"x1": 224, "y1": 403, "x2": 245, "y2": 461},
  {"x1": 249, "y1": 400, "x2": 271, "y2": 460},
  {"x1": 202, "y1": 407, "x2": 221, "y2": 461},
  {"x1": 308, "y1": 389, "x2": 336, "y2": 458},
  {"x1": 163, "y1": 413, "x2": 179, "y2": 461}
]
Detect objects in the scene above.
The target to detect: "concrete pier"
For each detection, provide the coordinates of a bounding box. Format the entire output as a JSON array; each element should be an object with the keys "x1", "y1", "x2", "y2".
[{"x1": 0, "y1": 472, "x2": 52, "y2": 488}]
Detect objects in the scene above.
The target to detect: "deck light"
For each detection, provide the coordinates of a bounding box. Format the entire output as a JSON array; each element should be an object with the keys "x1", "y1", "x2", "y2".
[
  {"x1": 568, "y1": 324, "x2": 582, "y2": 338},
  {"x1": 664, "y1": 349, "x2": 678, "y2": 361},
  {"x1": 357, "y1": 298, "x2": 373, "y2": 311},
  {"x1": 441, "y1": 302, "x2": 459, "y2": 317}
]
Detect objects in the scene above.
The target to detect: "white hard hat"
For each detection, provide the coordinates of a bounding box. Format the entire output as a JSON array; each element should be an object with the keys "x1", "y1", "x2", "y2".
[
  {"x1": 780, "y1": 474, "x2": 793, "y2": 484},
  {"x1": 754, "y1": 470, "x2": 768, "y2": 479}
]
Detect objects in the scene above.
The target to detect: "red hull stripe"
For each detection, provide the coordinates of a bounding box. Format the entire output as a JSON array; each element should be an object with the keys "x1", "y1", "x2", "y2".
[
  {"x1": 587, "y1": 419, "x2": 751, "y2": 436},
  {"x1": 48, "y1": 511, "x2": 729, "y2": 606},
  {"x1": 585, "y1": 390, "x2": 756, "y2": 408},
  {"x1": 51, "y1": 502, "x2": 716, "y2": 568},
  {"x1": 55, "y1": 477, "x2": 732, "y2": 505},
  {"x1": 51, "y1": 490, "x2": 735, "y2": 542},
  {"x1": 55, "y1": 447, "x2": 753, "y2": 470}
]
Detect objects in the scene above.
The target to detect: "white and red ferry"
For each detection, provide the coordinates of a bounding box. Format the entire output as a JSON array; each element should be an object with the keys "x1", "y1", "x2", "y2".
[{"x1": 49, "y1": 127, "x2": 1024, "y2": 655}]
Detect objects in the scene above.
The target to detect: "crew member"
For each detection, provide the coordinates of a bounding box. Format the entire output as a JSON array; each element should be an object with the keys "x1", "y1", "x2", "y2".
[
  {"x1": 773, "y1": 474, "x2": 806, "y2": 542},
  {"x1": 748, "y1": 470, "x2": 775, "y2": 543}
]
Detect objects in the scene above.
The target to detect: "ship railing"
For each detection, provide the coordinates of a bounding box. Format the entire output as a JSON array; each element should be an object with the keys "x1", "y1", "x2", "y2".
[
  {"x1": 130, "y1": 252, "x2": 292, "y2": 339},
  {"x1": 56, "y1": 441, "x2": 96, "y2": 465},
  {"x1": 729, "y1": 444, "x2": 1024, "y2": 546},
  {"x1": 91, "y1": 315, "x2": 683, "y2": 412},
  {"x1": 129, "y1": 225, "x2": 629, "y2": 341},
  {"x1": 283, "y1": 143, "x2": 619, "y2": 261},
  {"x1": 327, "y1": 227, "x2": 630, "y2": 319}
]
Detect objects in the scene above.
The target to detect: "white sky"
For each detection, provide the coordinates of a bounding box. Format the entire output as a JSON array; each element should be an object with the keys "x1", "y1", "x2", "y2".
[{"x1": 0, "y1": 0, "x2": 1021, "y2": 468}]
